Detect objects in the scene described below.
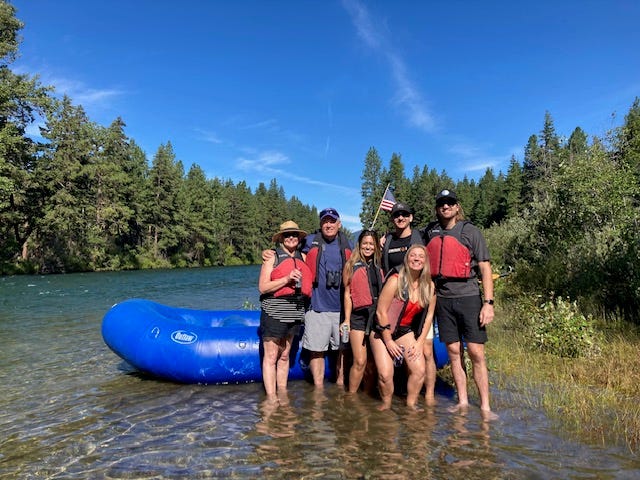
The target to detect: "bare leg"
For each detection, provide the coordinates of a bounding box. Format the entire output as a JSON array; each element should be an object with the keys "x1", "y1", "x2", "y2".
[
  {"x1": 466, "y1": 342, "x2": 497, "y2": 419},
  {"x1": 423, "y1": 338, "x2": 437, "y2": 406},
  {"x1": 262, "y1": 338, "x2": 281, "y2": 398},
  {"x1": 336, "y1": 348, "x2": 346, "y2": 386},
  {"x1": 348, "y1": 330, "x2": 367, "y2": 393},
  {"x1": 275, "y1": 334, "x2": 294, "y2": 391},
  {"x1": 369, "y1": 333, "x2": 394, "y2": 410},
  {"x1": 446, "y1": 341, "x2": 469, "y2": 412},
  {"x1": 309, "y1": 351, "x2": 325, "y2": 388},
  {"x1": 405, "y1": 357, "x2": 425, "y2": 409}
]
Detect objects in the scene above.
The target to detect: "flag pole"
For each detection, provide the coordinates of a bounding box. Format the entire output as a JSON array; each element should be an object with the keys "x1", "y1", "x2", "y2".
[{"x1": 369, "y1": 183, "x2": 391, "y2": 230}]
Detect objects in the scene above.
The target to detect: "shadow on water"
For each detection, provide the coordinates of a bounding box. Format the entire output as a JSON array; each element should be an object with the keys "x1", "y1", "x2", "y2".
[{"x1": 1, "y1": 267, "x2": 640, "y2": 479}]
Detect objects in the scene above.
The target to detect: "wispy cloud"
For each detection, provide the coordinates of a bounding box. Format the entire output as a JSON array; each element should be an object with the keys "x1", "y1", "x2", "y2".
[
  {"x1": 51, "y1": 77, "x2": 124, "y2": 106},
  {"x1": 237, "y1": 150, "x2": 357, "y2": 195},
  {"x1": 195, "y1": 128, "x2": 223, "y2": 144},
  {"x1": 448, "y1": 141, "x2": 518, "y2": 174},
  {"x1": 342, "y1": 0, "x2": 435, "y2": 132},
  {"x1": 239, "y1": 118, "x2": 279, "y2": 130}
]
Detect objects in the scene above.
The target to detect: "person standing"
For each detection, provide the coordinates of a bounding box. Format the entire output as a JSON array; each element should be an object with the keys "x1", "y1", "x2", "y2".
[
  {"x1": 342, "y1": 229, "x2": 383, "y2": 393},
  {"x1": 302, "y1": 208, "x2": 352, "y2": 388},
  {"x1": 371, "y1": 244, "x2": 436, "y2": 410},
  {"x1": 258, "y1": 221, "x2": 312, "y2": 400},
  {"x1": 423, "y1": 189, "x2": 497, "y2": 418},
  {"x1": 381, "y1": 202, "x2": 423, "y2": 276}
]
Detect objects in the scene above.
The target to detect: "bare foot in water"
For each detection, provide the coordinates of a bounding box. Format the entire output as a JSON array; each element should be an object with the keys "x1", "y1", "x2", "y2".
[
  {"x1": 481, "y1": 409, "x2": 499, "y2": 421},
  {"x1": 377, "y1": 402, "x2": 392, "y2": 411},
  {"x1": 424, "y1": 395, "x2": 437, "y2": 407},
  {"x1": 407, "y1": 403, "x2": 424, "y2": 412},
  {"x1": 447, "y1": 403, "x2": 469, "y2": 414}
]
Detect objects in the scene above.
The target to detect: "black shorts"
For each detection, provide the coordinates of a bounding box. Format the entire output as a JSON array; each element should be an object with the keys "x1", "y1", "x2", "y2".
[
  {"x1": 436, "y1": 295, "x2": 487, "y2": 344},
  {"x1": 260, "y1": 311, "x2": 301, "y2": 339},
  {"x1": 349, "y1": 308, "x2": 369, "y2": 332},
  {"x1": 392, "y1": 324, "x2": 414, "y2": 340}
]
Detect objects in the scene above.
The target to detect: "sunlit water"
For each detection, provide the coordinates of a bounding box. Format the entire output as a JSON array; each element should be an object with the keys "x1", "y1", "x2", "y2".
[{"x1": 1, "y1": 267, "x2": 638, "y2": 479}]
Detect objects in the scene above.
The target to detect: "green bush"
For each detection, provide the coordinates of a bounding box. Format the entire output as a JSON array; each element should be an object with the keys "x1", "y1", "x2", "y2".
[{"x1": 516, "y1": 294, "x2": 603, "y2": 358}]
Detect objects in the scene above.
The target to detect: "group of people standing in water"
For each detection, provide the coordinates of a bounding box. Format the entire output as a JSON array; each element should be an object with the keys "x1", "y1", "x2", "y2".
[{"x1": 258, "y1": 189, "x2": 496, "y2": 418}]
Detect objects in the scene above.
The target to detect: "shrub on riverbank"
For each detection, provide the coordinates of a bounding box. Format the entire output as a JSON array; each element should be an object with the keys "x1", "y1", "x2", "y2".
[
  {"x1": 488, "y1": 300, "x2": 639, "y2": 454},
  {"x1": 515, "y1": 294, "x2": 603, "y2": 358}
]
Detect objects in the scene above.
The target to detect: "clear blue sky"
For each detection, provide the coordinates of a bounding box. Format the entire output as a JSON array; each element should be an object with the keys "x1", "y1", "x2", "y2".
[{"x1": 13, "y1": 0, "x2": 640, "y2": 231}]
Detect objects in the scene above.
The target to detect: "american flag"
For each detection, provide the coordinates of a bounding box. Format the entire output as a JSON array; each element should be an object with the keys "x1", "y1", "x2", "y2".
[{"x1": 379, "y1": 188, "x2": 396, "y2": 211}]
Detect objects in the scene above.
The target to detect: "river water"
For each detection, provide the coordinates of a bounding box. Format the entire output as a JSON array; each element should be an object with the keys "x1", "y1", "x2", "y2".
[{"x1": 0, "y1": 266, "x2": 638, "y2": 479}]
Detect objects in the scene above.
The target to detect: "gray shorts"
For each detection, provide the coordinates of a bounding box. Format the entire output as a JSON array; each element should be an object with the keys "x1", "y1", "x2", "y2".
[{"x1": 302, "y1": 310, "x2": 341, "y2": 352}]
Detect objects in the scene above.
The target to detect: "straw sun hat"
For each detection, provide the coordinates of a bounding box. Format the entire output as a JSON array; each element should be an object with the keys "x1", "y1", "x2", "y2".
[{"x1": 272, "y1": 220, "x2": 307, "y2": 243}]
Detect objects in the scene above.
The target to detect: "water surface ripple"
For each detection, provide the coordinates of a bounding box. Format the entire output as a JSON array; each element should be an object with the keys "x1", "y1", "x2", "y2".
[{"x1": 1, "y1": 268, "x2": 638, "y2": 479}]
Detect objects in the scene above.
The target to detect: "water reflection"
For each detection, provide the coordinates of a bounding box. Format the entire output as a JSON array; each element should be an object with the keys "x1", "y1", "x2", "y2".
[
  {"x1": 2, "y1": 269, "x2": 640, "y2": 479},
  {"x1": 435, "y1": 410, "x2": 501, "y2": 478}
]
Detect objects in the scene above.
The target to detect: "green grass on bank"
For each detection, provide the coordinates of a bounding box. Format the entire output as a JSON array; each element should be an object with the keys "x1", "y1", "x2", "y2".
[{"x1": 486, "y1": 303, "x2": 640, "y2": 454}]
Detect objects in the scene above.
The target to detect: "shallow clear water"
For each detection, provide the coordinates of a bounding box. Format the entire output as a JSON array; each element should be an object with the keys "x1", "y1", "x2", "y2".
[{"x1": 0, "y1": 267, "x2": 638, "y2": 479}]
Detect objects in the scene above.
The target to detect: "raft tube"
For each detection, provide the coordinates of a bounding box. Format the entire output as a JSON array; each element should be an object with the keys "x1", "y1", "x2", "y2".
[{"x1": 101, "y1": 298, "x2": 449, "y2": 384}]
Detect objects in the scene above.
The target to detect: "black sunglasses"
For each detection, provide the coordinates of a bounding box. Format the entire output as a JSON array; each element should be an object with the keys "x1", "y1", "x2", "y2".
[
  {"x1": 436, "y1": 199, "x2": 457, "y2": 207},
  {"x1": 283, "y1": 232, "x2": 299, "y2": 238},
  {"x1": 392, "y1": 212, "x2": 410, "y2": 219}
]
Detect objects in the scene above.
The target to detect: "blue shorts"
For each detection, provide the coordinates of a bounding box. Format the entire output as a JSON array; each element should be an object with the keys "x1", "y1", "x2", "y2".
[{"x1": 436, "y1": 296, "x2": 487, "y2": 344}]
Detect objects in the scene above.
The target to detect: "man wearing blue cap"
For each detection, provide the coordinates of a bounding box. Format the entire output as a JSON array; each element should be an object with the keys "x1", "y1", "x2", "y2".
[{"x1": 302, "y1": 208, "x2": 353, "y2": 387}]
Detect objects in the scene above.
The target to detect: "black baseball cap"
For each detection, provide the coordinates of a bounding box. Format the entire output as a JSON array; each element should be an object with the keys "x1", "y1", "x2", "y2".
[
  {"x1": 390, "y1": 202, "x2": 412, "y2": 215},
  {"x1": 435, "y1": 189, "x2": 458, "y2": 203}
]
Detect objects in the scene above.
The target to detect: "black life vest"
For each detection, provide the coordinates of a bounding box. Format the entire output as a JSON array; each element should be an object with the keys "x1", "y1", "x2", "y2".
[{"x1": 382, "y1": 229, "x2": 424, "y2": 274}]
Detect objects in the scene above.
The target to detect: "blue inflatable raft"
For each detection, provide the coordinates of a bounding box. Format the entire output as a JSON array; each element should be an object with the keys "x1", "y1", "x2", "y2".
[{"x1": 102, "y1": 298, "x2": 449, "y2": 384}]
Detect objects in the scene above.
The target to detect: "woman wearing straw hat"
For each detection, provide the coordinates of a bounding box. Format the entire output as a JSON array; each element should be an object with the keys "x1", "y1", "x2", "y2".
[{"x1": 258, "y1": 220, "x2": 312, "y2": 400}]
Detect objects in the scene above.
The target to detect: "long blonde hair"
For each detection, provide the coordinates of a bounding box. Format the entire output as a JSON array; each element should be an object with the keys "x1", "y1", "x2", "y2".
[{"x1": 395, "y1": 244, "x2": 434, "y2": 307}]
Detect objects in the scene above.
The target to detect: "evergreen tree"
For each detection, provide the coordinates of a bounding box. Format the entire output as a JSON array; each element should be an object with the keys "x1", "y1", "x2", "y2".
[
  {"x1": 522, "y1": 133, "x2": 541, "y2": 202},
  {"x1": 35, "y1": 97, "x2": 102, "y2": 271},
  {"x1": 615, "y1": 97, "x2": 640, "y2": 189},
  {"x1": 504, "y1": 155, "x2": 524, "y2": 218},
  {"x1": 453, "y1": 176, "x2": 476, "y2": 221},
  {"x1": 0, "y1": 1, "x2": 53, "y2": 271},
  {"x1": 567, "y1": 126, "x2": 588, "y2": 160},
  {"x1": 183, "y1": 164, "x2": 214, "y2": 266},
  {"x1": 387, "y1": 152, "x2": 409, "y2": 201},
  {"x1": 144, "y1": 142, "x2": 186, "y2": 263},
  {"x1": 209, "y1": 178, "x2": 233, "y2": 266},
  {"x1": 359, "y1": 147, "x2": 383, "y2": 228}
]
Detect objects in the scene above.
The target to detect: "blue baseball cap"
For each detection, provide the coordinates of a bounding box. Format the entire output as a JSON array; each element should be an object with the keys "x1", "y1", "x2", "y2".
[{"x1": 319, "y1": 207, "x2": 340, "y2": 220}]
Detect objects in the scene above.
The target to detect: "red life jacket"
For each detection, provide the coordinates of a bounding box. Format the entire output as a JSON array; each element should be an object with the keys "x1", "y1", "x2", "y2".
[
  {"x1": 350, "y1": 261, "x2": 383, "y2": 310},
  {"x1": 425, "y1": 221, "x2": 472, "y2": 280},
  {"x1": 270, "y1": 248, "x2": 312, "y2": 298}
]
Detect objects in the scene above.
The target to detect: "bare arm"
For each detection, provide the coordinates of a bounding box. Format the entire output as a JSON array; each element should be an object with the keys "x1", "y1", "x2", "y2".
[
  {"x1": 375, "y1": 275, "x2": 403, "y2": 360},
  {"x1": 342, "y1": 270, "x2": 353, "y2": 326},
  {"x1": 416, "y1": 281, "x2": 437, "y2": 344},
  {"x1": 258, "y1": 257, "x2": 298, "y2": 295},
  {"x1": 478, "y1": 260, "x2": 495, "y2": 327}
]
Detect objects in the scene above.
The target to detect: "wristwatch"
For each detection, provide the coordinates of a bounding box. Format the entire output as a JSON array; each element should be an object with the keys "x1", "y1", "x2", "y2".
[{"x1": 483, "y1": 299, "x2": 494, "y2": 305}]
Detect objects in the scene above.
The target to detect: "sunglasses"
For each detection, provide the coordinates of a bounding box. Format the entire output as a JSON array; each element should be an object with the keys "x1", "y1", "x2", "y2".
[
  {"x1": 392, "y1": 212, "x2": 410, "y2": 219},
  {"x1": 283, "y1": 232, "x2": 299, "y2": 238},
  {"x1": 436, "y1": 200, "x2": 457, "y2": 207}
]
